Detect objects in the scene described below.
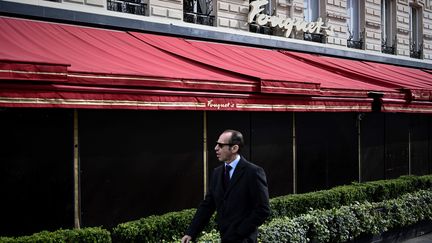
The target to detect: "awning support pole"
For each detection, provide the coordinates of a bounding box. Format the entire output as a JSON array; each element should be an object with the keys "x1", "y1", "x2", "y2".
[
  {"x1": 358, "y1": 114, "x2": 362, "y2": 183},
  {"x1": 293, "y1": 113, "x2": 297, "y2": 194},
  {"x1": 203, "y1": 111, "x2": 208, "y2": 198},
  {"x1": 408, "y1": 130, "x2": 412, "y2": 175},
  {"x1": 73, "y1": 109, "x2": 81, "y2": 229}
]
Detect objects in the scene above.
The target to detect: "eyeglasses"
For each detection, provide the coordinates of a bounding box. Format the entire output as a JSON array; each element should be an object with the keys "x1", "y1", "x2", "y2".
[{"x1": 216, "y1": 142, "x2": 234, "y2": 148}]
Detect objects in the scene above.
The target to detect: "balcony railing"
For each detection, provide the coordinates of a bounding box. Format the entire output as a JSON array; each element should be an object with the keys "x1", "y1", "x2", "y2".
[
  {"x1": 304, "y1": 33, "x2": 325, "y2": 43},
  {"x1": 107, "y1": 0, "x2": 147, "y2": 16},
  {"x1": 347, "y1": 28, "x2": 364, "y2": 50},
  {"x1": 347, "y1": 39, "x2": 363, "y2": 49},
  {"x1": 249, "y1": 24, "x2": 273, "y2": 35},
  {"x1": 381, "y1": 37, "x2": 396, "y2": 55},
  {"x1": 184, "y1": 12, "x2": 215, "y2": 26},
  {"x1": 410, "y1": 42, "x2": 423, "y2": 59}
]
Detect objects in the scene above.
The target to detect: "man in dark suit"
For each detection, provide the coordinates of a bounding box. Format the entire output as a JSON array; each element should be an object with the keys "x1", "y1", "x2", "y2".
[{"x1": 181, "y1": 129, "x2": 270, "y2": 243}]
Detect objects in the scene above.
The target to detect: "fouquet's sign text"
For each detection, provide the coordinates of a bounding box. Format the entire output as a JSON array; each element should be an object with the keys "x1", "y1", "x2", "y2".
[
  {"x1": 206, "y1": 99, "x2": 238, "y2": 109},
  {"x1": 248, "y1": 0, "x2": 335, "y2": 38}
]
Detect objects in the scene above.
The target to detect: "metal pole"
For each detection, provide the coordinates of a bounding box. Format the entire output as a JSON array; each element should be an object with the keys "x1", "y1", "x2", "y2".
[
  {"x1": 358, "y1": 116, "x2": 362, "y2": 183},
  {"x1": 408, "y1": 130, "x2": 411, "y2": 175},
  {"x1": 73, "y1": 109, "x2": 81, "y2": 229},
  {"x1": 203, "y1": 111, "x2": 208, "y2": 198},
  {"x1": 292, "y1": 113, "x2": 297, "y2": 194}
]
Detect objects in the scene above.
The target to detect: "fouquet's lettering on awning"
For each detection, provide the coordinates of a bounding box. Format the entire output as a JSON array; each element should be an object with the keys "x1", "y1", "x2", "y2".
[{"x1": 206, "y1": 99, "x2": 237, "y2": 109}]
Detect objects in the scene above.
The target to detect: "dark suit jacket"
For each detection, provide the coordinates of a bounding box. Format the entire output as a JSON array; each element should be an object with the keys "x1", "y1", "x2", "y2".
[{"x1": 186, "y1": 157, "x2": 270, "y2": 242}]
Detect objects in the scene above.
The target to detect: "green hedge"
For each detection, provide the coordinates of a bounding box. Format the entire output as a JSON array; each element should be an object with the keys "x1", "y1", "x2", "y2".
[
  {"x1": 112, "y1": 175, "x2": 432, "y2": 242},
  {"x1": 0, "y1": 227, "x2": 111, "y2": 243},
  {"x1": 111, "y1": 209, "x2": 216, "y2": 243},
  {"x1": 258, "y1": 189, "x2": 432, "y2": 243},
  {"x1": 269, "y1": 174, "x2": 432, "y2": 218}
]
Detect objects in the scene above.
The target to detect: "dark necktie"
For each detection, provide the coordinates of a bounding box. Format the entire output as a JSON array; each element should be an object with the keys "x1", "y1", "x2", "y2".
[{"x1": 224, "y1": 165, "x2": 232, "y2": 190}]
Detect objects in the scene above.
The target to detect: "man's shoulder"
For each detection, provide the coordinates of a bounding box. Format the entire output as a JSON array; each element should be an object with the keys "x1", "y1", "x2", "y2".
[{"x1": 239, "y1": 157, "x2": 262, "y2": 170}]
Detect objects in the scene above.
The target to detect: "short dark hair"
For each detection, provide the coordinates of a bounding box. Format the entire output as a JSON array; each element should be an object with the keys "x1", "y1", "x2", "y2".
[{"x1": 224, "y1": 129, "x2": 244, "y2": 152}]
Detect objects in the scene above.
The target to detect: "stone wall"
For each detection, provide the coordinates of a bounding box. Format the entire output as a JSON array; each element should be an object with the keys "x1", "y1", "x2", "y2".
[
  {"x1": 217, "y1": 0, "x2": 249, "y2": 30},
  {"x1": 423, "y1": 1, "x2": 432, "y2": 59},
  {"x1": 326, "y1": 0, "x2": 348, "y2": 47},
  {"x1": 364, "y1": 0, "x2": 382, "y2": 52}
]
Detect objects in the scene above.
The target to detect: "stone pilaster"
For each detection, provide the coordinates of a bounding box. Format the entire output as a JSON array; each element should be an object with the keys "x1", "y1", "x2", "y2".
[
  {"x1": 422, "y1": 1, "x2": 432, "y2": 60},
  {"x1": 217, "y1": 0, "x2": 249, "y2": 30},
  {"x1": 63, "y1": 0, "x2": 105, "y2": 7},
  {"x1": 396, "y1": 0, "x2": 410, "y2": 57},
  {"x1": 325, "y1": 0, "x2": 348, "y2": 47},
  {"x1": 364, "y1": 0, "x2": 382, "y2": 52},
  {"x1": 149, "y1": 0, "x2": 183, "y2": 20}
]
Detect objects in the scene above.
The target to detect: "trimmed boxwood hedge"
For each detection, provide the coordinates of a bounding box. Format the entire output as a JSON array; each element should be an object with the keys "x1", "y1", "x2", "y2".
[
  {"x1": 0, "y1": 227, "x2": 111, "y2": 243},
  {"x1": 269, "y1": 174, "x2": 432, "y2": 218},
  {"x1": 195, "y1": 189, "x2": 432, "y2": 242},
  {"x1": 2, "y1": 175, "x2": 431, "y2": 242},
  {"x1": 258, "y1": 189, "x2": 432, "y2": 243},
  {"x1": 112, "y1": 175, "x2": 432, "y2": 242}
]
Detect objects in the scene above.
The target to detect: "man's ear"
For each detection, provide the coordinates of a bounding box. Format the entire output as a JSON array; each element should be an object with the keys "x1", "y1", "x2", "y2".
[{"x1": 231, "y1": 144, "x2": 239, "y2": 153}]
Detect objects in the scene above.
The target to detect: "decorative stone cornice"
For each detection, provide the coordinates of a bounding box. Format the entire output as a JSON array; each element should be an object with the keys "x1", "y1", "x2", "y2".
[{"x1": 366, "y1": 21, "x2": 381, "y2": 29}]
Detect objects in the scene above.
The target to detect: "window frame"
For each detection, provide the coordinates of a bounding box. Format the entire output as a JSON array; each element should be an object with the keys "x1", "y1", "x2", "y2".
[
  {"x1": 381, "y1": 0, "x2": 396, "y2": 54},
  {"x1": 409, "y1": 4, "x2": 423, "y2": 58},
  {"x1": 304, "y1": 0, "x2": 320, "y2": 22},
  {"x1": 183, "y1": 0, "x2": 215, "y2": 26}
]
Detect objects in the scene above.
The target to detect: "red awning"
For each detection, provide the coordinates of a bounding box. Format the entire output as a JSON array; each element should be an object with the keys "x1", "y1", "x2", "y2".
[
  {"x1": 0, "y1": 16, "x2": 257, "y2": 93},
  {"x1": 131, "y1": 32, "x2": 395, "y2": 97},
  {"x1": 280, "y1": 51, "x2": 432, "y2": 113},
  {"x1": 1, "y1": 16, "x2": 432, "y2": 112}
]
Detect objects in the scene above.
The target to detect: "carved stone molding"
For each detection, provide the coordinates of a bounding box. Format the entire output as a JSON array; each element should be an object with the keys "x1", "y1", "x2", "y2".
[
  {"x1": 397, "y1": 27, "x2": 409, "y2": 34},
  {"x1": 366, "y1": 21, "x2": 381, "y2": 28},
  {"x1": 327, "y1": 12, "x2": 347, "y2": 21},
  {"x1": 294, "y1": 5, "x2": 303, "y2": 12}
]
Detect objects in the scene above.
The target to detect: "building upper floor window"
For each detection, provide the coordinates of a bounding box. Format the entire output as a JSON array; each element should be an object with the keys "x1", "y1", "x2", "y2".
[
  {"x1": 409, "y1": 5, "x2": 423, "y2": 59},
  {"x1": 107, "y1": 0, "x2": 147, "y2": 16},
  {"x1": 303, "y1": 0, "x2": 323, "y2": 43},
  {"x1": 347, "y1": 0, "x2": 363, "y2": 49},
  {"x1": 381, "y1": 0, "x2": 396, "y2": 54},
  {"x1": 304, "y1": 0, "x2": 319, "y2": 22},
  {"x1": 183, "y1": 0, "x2": 215, "y2": 26}
]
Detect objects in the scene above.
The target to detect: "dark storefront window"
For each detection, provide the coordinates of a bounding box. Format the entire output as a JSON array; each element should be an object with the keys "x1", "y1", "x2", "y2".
[
  {"x1": 360, "y1": 113, "x2": 386, "y2": 182},
  {"x1": 296, "y1": 113, "x2": 358, "y2": 193},
  {"x1": 0, "y1": 109, "x2": 74, "y2": 237},
  {"x1": 107, "y1": 0, "x2": 147, "y2": 16},
  {"x1": 79, "y1": 110, "x2": 203, "y2": 228},
  {"x1": 410, "y1": 114, "x2": 431, "y2": 176},
  {"x1": 384, "y1": 114, "x2": 410, "y2": 179},
  {"x1": 207, "y1": 111, "x2": 293, "y2": 197},
  {"x1": 183, "y1": 0, "x2": 215, "y2": 26}
]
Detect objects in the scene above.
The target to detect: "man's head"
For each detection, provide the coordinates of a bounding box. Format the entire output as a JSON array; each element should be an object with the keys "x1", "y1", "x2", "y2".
[{"x1": 215, "y1": 129, "x2": 244, "y2": 163}]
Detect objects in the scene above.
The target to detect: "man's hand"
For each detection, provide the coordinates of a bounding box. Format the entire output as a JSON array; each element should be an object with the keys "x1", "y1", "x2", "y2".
[{"x1": 181, "y1": 235, "x2": 192, "y2": 243}]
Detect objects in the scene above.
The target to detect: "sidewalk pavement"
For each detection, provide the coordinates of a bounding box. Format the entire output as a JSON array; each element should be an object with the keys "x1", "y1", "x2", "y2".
[{"x1": 401, "y1": 232, "x2": 432, "y2": 243}]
